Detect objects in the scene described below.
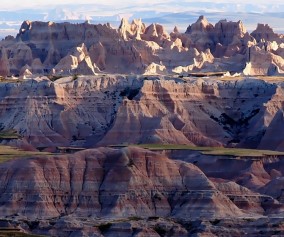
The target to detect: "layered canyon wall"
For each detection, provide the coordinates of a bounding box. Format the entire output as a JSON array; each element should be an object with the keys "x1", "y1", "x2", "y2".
[
  {"x1": 0, "y1": 76, "x2": 283, "y2": 150},
  {"x1": 0, "y1": 16, "x2": 284, "y2": 77}
]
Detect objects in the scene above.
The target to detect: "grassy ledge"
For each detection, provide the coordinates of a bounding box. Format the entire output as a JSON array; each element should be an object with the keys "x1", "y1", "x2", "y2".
[
  {"x1": 0, "y1": 129, "x2": 21, "y2": 139},
  {"x1": 0, "y1": 228, "x2": 45, "y2": 236},
  {"x1": 0, "y1": 145, "x2": 52, "y2": 164},
  {"x1": 110, "y1": 144, "x2": 284, "y2": 157}
]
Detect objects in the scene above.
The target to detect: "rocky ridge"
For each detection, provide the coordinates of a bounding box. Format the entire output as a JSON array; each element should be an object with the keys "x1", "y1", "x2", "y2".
[
  {"x1": 0, "y1": 75, "x2": 284, "y2": 151},
  {"x1": 0, "y1": 16, "x2": 284, "y2": 237},
  {"x1": 0, "y1": 16, "x2": 284, "y2": 77},
  {"x1": 0, "y1": 147, "x2": 283, "y2": 236}
]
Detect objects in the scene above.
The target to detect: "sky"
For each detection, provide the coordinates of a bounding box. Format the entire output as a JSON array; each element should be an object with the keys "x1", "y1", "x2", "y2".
[
  {"x1": 2, "y1": 0, "x2": 284, "y2": 10},
  {"x1": 0, "y1": 0, "x2": 284, "y2": 38}
]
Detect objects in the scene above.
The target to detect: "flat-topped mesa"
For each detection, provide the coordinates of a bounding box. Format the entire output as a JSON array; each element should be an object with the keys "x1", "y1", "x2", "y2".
[{"x1": 251, "y1": 23, "x2": 280, "y2": 43}]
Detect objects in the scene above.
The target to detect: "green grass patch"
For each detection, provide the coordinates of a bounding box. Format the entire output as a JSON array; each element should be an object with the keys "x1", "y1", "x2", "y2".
[
  {"x1": 200, "y1": 147, "x2": 284, "y2": 157},
  {"x1": 255, "y1": 76, "x2": 284, "y2": 81},
  {"x1": 0, "y1": 145, "x2": 52, "y2": 164},
  {"x1": 112, "y1": 144, "x2": 284, "y2": 157},
  {"x1": 0, "y1": 77, "x2": 23, "y2": 83},
  {"x1": 128, "y1": 216, "x2": 143, "y2": 221},
  {"x1": 0, "y1": 229, "x2": 45, "y2": 236},
  {"x1": 0, "y1": 129, "x2": 21, "y2": 139}
]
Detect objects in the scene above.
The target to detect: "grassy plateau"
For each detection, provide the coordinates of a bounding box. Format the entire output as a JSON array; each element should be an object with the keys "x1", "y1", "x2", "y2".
[
  {"x1": 0, "y1": 146, "x2": 52, "y2": 164},
  {"x1": 111, "y1": 144, "x2": 284, "y2": 157}
]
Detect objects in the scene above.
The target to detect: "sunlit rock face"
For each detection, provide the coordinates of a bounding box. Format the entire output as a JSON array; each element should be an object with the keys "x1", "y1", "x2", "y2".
[
  {"x1": 0, "y1": 76, "x2": 283, "y2": 151},
  {"x1": 0, "y1": 17, "x2": 283, "y2": 77},
  {"x1": 0, "y1": 147, "x2": 283, "y2": 236}
]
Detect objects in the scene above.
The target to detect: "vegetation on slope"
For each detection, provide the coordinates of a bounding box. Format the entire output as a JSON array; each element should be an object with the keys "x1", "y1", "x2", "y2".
[
  {"x1": 0, "y1": 129, "x2": 21, "y2": 139},
  {"x1": 0, "y1": 145, "x2": 52, "y2": 164},
  {"x1": 0, "y1": 228, "x2": 45, "y2": 237},
  {"x1": 111, "y1": 144, "x2": 284, "y2": 157}
]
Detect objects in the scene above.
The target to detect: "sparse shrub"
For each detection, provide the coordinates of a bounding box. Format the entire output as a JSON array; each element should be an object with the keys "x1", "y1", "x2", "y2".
[
  {"x1": 120, "y1": 87, "x2": 140, "y2": 100},
  {"x1": 98, "y1": 223, "x2": 112, "y2": 233},
  {"x1": 153, "y1": 225, "x2": 167, "y2": 237},
  {"x1": 153, "y1": 193, "x2": 162, "y2": 201},
  {"x1": 129, "y1": 216, "x2": 142, "y2": 221},
  {"x1": 177, "y1": 220, "x2": 193, "y2": 231},
  {"x1": 148, "y1": 216, "x2": 159, "y2": 221},
  {"x1": 210, "y1": 219, "x2": 221, "y2": 225},
  {"x1": 72, "y1": 74, "x2": 79, "y2": 81},
  {"x1": 48, "y1": 75, "x2": 62, "y2": 82},
  {"x1": 24, "y1": 220, "x2": 40, "y2": 230},
  {"x1": 127, "y1": 159, "x2": 135, "y2": 167},
  {"x1": 0, "y1": 129, "x2": 21, "y2": 139}
]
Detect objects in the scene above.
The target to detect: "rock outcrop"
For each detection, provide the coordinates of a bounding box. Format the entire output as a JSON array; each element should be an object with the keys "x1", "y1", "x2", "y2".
[
  {"x1": 1, "y1": 16, "x2": 284, "y2": 237},
  {"x1": 0, "y1": 147, "x2": 242, "y2": 219},
  {"x1": 0, "y1": 147, "x2": 283, "y2": 236},
  {"x1": 0, "y1": 76, "x2": 283, "y2": 151},
  {"x1": 0, "y1": 16, "x2": 283, "y2": 76},
  {"x1": 251, "y1": 23, "x2": 281, "y2": 43}
]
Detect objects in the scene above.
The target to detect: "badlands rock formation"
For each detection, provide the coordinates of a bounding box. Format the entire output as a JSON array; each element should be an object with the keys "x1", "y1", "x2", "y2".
[
  {"x1": 0, "y1": 147, "x2": 240, "y2": 220},
  {"x1": 1, "y1": 75, "x2": 284, "y2": 151},
  {"x1": 0, "y1": 16, "x2": 283, "y2": 76},
  {"x1": 0, "y1": 147, "x2": 283, "y2": 236},
  {"x1": 0, "y1": 16, "x2": 284, "y2": 237}
]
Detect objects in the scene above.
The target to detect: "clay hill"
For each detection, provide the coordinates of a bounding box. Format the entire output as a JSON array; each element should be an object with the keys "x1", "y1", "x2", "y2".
[
  {"x1": 0, "y1": 16, "x2": 284, "y2": 77},
  {"x1": 0, "y1": 16, "x2": 284, "y2": 237},
  {"x1": 0, "y1": 75, "x2": 284, "y2": 151},
  {"x1": 0, "y1": 146, "x2": 283, "y2": 236}
]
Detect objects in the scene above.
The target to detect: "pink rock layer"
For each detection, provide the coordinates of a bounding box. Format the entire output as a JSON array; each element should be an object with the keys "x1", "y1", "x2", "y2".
[
  {"x1": 0, "y1": 147, "x2": 283, "y2": 236},
  {"x1": 0, "y1": 16, "x2": 284, "y2": 77}
]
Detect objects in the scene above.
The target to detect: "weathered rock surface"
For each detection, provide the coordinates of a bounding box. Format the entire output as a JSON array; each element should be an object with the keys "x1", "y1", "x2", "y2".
[
  {"x1": 0, "y1": 147, "x2": 241, "y2": 219},
  {"x1": 0, "y1": 16, "x2": 284, "y2": 237},
  {"x1": 0, "y1": 147, "x2": 283, "y2": 236},
  {"x1": 0, "y1": 16, "x2": 284, "y2": 76},
  {"x1": 0, "y1": 76, "x2": 284, "y2": 150}
]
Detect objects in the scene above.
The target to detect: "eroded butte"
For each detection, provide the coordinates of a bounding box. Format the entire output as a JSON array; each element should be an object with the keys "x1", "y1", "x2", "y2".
[{"x1": 0, "y1": 16, "x2": 283, "y2": 237}]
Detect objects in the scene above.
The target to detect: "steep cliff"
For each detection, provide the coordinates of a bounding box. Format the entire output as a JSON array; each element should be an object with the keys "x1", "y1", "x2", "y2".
[
  {"x1": 0, "y1": 16, "x2": 283, "y2": 76},
  {"x1": 0, "y1": 76, "x2": 283, "y2": 150},
  {"x1": 0, "y1": 147, "x2": 283, "y2": 236}
]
